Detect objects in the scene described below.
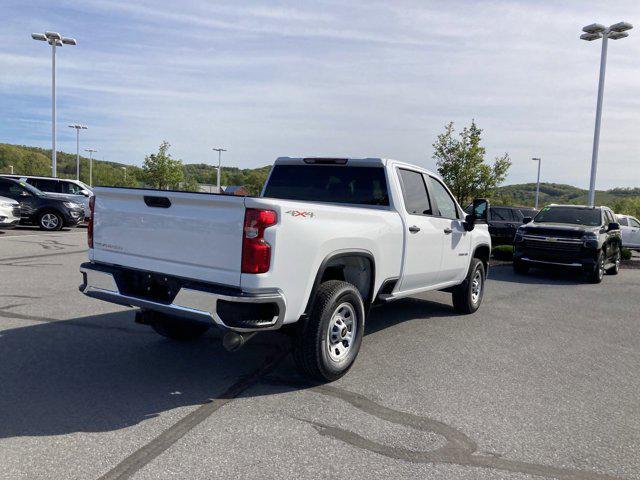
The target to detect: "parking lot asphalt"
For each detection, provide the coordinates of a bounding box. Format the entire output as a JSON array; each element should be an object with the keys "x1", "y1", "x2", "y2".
[{"x1": 1, "y1": 229, "x2": 639, "y2": 480}]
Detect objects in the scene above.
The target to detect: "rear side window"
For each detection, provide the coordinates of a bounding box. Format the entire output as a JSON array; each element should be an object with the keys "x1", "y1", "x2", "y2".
[
  {"x1": 491, "y1": 207, "x2": 516, "y2": 221},
  {"x1": 398, "y1": 169, "x2": 431, "y2": 215},
  {"x1": 28, "y1": 178, "x2": 61, "y2": 193},
  {"x1": 428, "y1": 177, "x2": 459, "y2": 219},
  {"x1": 630, "y1": 218, "x2": 640, "y2": 228},
  {"x1": 263, "y1": 164, "x2": 389, "y2": 206}
]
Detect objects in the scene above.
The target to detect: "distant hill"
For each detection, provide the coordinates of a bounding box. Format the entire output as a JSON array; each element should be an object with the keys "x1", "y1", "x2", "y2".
[{"x1": 492, "y1": 182, "x2": 640, "y2": 217}]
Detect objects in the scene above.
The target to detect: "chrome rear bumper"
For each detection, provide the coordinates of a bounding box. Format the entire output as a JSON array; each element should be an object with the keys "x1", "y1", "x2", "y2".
[{"x1": 79, "y1": 263, "x2": 286, "y2": 332}]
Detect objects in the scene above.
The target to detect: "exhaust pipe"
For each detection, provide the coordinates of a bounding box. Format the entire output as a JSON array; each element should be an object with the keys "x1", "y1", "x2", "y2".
[{"x1": 222, "y1": 331, "x2": 258, "y2": 352}]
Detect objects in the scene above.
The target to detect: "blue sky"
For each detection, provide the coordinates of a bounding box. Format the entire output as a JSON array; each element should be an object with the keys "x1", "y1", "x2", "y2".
[{"x1": 1, "y1": 0, "x2": 639, "y2": 188}]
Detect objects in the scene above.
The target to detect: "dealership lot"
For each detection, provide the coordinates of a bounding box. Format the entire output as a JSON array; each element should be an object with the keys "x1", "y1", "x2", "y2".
[{"x1": 1, "y1": 229, "x2": 639, "y2": 480}]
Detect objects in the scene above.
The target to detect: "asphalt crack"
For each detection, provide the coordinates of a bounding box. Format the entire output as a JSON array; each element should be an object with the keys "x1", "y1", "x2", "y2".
[{"x1": 265, "y1": 377, "x2": 624, "y2": 480}]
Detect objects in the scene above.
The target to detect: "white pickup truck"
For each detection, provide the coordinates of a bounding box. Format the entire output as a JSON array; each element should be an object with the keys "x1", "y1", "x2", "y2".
[{"x1": 80, "y1": 157, "x2": 491, "y2": 381}]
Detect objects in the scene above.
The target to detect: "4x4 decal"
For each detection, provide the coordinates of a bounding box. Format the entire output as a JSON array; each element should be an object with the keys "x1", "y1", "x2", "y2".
[{"x1": 285, "y1": 210, "x2": 314, "y2": 218}]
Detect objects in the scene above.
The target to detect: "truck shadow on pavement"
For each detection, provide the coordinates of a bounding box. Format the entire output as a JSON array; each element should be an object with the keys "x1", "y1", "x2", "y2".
[
  {"x1": 0, "y1": 297, "x2": 455, "y2": 441},
  {"x1": 489, "y1": 264, "x2": 590, "y2": 285}
]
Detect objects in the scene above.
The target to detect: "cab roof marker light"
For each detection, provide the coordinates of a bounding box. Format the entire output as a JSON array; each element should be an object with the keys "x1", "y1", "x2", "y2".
[{"x1": 303, "y1": 158, "x2": 348, "y2": 165}]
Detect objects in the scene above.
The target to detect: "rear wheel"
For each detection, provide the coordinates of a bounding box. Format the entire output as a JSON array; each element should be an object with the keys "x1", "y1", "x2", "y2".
[
  {"x1": 149, "y1": 312, "x2": 210, "y2": 341},
  {"x1": 293, "y1": 280, "x2": 365, "y2": 382},
  {"x1": 452, "y1": 258, "x2": 485, "y2": 314},
  {"x1": 38, "y1": 211, "x2": 63, "y2": 231},
  {"x1": 587, "y1": 251, "x2": 605, "y2": 284},
  {"x1": 606, "y1": 249, "x2": 621, "y2": 275}
]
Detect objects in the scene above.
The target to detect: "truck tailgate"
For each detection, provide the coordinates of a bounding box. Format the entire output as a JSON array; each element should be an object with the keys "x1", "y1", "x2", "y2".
[{"x1": 91, "y1": 188, "x2": 245, "y2": 286}]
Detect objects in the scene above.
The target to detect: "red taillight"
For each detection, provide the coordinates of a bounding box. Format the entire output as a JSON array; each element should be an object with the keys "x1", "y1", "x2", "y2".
[
  {"x1": 241, "y1": 208, "x2": 277, "y2": 274},
  {"x1": 87, "y1": 195, "x2": 95, "y2": 249}
]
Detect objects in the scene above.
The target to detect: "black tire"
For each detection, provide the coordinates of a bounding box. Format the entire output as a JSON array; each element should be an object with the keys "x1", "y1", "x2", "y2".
[
  {"x1": 587, "y1": 250, "x2": 605, "y2": 284},
  {"x1": 38, "y1": 210, "x2": 64, "y2": 231},
  {"x1": 606, "y1": 249, "x2": 621, "y2": 275},
  {"x1": 452, "y1": 258, "x2": 486, "y2": 314},
  {"x1": 293, "y1": 280, "x2": 365, "y2": 382},
  {"x1": 513, "y1": 260, "x2": 529, "y2": 274},
  {"x1": 150, "y1": 312, "x2": 210, "y2": 341}
]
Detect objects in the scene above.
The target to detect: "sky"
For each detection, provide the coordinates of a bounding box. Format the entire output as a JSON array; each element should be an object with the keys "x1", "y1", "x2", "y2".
[{"x1": 1, "y1": 0, "x2": 639, "y2": 189}]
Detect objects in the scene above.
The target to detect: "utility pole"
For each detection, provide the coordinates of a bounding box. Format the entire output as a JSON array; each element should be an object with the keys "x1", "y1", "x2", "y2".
[
  {"x1": 580, "y1": 21, "x2": 633, "y2": 206},
  {"x1": 85, "y1": 148, "x2": 97, "y2": 187},
  {"x1": 532, "y1": 157, "x2": 542, "y2": 209},
  {"x1": 212, "y1": 148, "x2": 227, "y2": 193},
  {"x1": 69, "y1": 124, "x2": 87, "y2": 180},
  {"x1": 32, "y1": 31, "x2": 77, "y2": 177}
]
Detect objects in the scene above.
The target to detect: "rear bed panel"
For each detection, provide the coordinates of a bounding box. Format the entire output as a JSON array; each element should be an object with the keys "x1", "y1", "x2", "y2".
[{"x1": 91, "y1": 188, "x2": 245, "y2": 286}]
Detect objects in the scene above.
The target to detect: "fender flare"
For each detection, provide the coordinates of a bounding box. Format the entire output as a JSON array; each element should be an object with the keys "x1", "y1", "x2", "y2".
[{"x1": 304, "y1": 249, "x2": 376, "y2": 315}]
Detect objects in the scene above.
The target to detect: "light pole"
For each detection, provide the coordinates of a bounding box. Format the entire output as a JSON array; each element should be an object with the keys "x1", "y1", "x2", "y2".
[
  {"x1": 580, "y1": 21, "x2": 633, "y2": 207},
  {"x1": 8, "y1": 165, "x2": 13, "y2": 174},
  {"x1": 69, "y1": 124, "x2": 87, "y2": 180},
  {"x1": 121, "y1": 166, "x2": 127, "y2": 183},
  {"x1": 532, "y1": 157, "x2": 542, "y2": 209},
  {"x1": 32, "y1": 31, "x2": 77, "y2": 178},
  {"x1": 212, "y1": 148, "x2": 227, "y2": 193},
  {"x1": 85, "y1": 148, "x2": 97, "y2": 187}
]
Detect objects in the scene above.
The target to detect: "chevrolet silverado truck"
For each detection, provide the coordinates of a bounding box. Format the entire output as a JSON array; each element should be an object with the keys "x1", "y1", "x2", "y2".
[
  {"x1": 513, "y1": 204, "x2": 622, "y2": 283},
  {"x1": 79, "y1": 157, "x2": 491, "y2": 381}
]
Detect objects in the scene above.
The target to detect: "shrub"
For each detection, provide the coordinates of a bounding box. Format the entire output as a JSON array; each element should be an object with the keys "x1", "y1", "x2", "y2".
[
  {"x1": 492, "y1": 245, "x2": 514, "y2": 261},
  {"x1": 621, "y1": 248, "x2": 632, "y2": 261}
]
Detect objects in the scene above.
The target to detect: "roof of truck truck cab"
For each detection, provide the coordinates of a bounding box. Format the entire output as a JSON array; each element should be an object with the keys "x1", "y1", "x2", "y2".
[{"x1": 274, "y1": 157, "x2": 438, "y2": 175}]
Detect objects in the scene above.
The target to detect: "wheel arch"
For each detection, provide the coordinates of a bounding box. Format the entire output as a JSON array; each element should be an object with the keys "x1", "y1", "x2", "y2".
[
  {"x1": 304, "y1": 250, "x2": 376, "y2": 315},
  {"x1": 472, "y1": 243, "x2": 491, "y2": 272}
]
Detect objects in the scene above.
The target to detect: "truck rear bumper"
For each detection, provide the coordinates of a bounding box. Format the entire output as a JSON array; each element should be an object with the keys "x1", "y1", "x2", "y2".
[{"x1": 79, "y1": 262, "x2": 286, "y2": 332}]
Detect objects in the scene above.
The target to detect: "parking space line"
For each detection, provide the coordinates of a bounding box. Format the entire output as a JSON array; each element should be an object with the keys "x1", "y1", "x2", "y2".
[
  {"x1": 0, "y1": 231, "x2": 85, "y2": 240},
  {"x1": 97, "y1": 348, "x2": 290, "y2": 480},
  {"x1": 0, "y1": 249, "x2": 87, "y2": 263}
]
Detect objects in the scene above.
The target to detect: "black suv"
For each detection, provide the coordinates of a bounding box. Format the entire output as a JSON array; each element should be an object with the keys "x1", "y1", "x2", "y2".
[
  {"x1": 513, "y1": 204, "x2": 622, "y2": 283},
  {"x1": 465, "y1": 205, "x2": 538, "y2": 245},
  {"x1": 0, "y1": 177, "x2": 84, "y2": 231}
]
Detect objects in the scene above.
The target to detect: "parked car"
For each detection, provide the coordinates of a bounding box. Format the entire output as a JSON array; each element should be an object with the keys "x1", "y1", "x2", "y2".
[
  {"x1": 513, "y1": 204, "x2": 622, "y2": 283},
  {"x1": 617, "y1": 214, "x2": 640, "y2": 250},
  {"x1": 0, "y1": 175, "x2": 93, "y2": 220},
  {"x1": 79, "y1": 157, "x2": 492, "y2": 381},
  {"x1": 465, "y1": 205, "x2": 539, "y2": 245},
  {"x1": 0, "y1": 177, "x2": 84, "y2": 230},
  {"x1": 0, "y1": 195, "x2": 20, "y2": 229}
]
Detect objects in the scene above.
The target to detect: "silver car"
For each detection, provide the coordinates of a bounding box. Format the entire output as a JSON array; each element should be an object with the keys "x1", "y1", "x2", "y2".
[{"x1": 0, "y1": 195, "x2": 20, "y2": 229}]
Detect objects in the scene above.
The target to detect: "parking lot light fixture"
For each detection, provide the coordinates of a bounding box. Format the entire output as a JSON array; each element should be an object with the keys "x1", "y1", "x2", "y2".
[
  {"x1": 32, "y1": 31, "x2": 77, "y2": 178},
  {"x1": 84, "y1": 148, "x2": 97, "y2": 187},
  {"x1": 212, "y1": 148, "x2": 227, "y2": 193},
  {"x1": 580, "y1": 21, "x2": 633, "y2": 207},
  {"x1": 532, "y1": 158, "x2": 542, "y2": 209},
  {"x1": 68, "y1": 124, "x2": 87, "y2": 180}
]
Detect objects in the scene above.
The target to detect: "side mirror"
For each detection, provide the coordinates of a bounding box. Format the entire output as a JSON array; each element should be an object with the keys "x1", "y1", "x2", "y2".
[
  {"x1": 522, "y1": 217, "x2": 532, "y2": 224},
  {"x1": 472, "y1": 198, "x2": 489, "y2": 222},
  {"x1": 80, "y1": 189, "x2": 91, "y2": 197},
  {"x1": 608, "y1": 222, "x2": 619, "y2": 232}
]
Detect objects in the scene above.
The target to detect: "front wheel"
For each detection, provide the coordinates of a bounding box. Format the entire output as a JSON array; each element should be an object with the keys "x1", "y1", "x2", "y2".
[
  {"x1": 606, "y1": 249, "x2": 621, "y2": 275},
  {"x1": 38, "y1": 211, "x2": 64, "y2": 231},
  {"x1": 452, "y1": 258, "x2": 486, "y2": 314},
  {"x1": 587, "y1": 251, "x2": 605, "y2": 284},
  {"x1": 293, "y1": 280, "x2": 365, "y2": 382}
]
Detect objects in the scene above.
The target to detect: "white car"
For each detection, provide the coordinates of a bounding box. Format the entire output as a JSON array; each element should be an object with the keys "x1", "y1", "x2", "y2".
[
  {"x1": 0, "y1": 175, "x2": 93, "y2": 220},
  {"x1": 0, "y1": 195, "x2": 20, "y2": 229},
  {"x1": 617, "y1": 214, "x2": 640, "y2": 250},
  {"x1": 79, "y1": 157, "x2": 491, "y2": 381}
]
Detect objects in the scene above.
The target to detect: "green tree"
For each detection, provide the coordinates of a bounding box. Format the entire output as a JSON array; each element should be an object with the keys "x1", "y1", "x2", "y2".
[
  {"x1": 142, "y1": 141, "x2": 184, "y2": 189},
  {"x1": 432, "y1": 121, "x2": 511, "y2": 205}
]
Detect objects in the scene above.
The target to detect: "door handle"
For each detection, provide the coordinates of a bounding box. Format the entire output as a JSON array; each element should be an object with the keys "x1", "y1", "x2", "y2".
[
  {"x1": 409, "y1": 225, "x2": 421, "y2": 233},
  {"x1": 443, "y1": 228, "x2": 453, "y2": 234}
]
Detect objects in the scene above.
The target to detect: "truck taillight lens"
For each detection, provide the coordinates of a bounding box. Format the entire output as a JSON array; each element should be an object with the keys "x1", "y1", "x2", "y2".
[
  {"x1": 87, "y1": 196, "x2": 95, "y2": 249},
  {"x1": 241, "y1": 208, "x2": 277, "y2": 274}
]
